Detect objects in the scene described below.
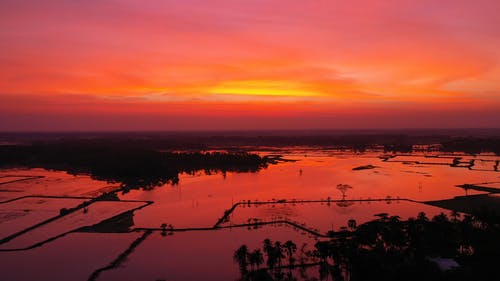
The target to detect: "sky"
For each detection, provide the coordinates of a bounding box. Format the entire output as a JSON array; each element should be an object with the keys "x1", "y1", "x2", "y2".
[{"x1": 0, "y1": 0, "x2": 499, "y2": 131}]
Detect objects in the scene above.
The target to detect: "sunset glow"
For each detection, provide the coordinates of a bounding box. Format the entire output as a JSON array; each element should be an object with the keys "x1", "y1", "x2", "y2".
[{"x1": 1, "y1": 0, "x2": 499, "y2": 130}]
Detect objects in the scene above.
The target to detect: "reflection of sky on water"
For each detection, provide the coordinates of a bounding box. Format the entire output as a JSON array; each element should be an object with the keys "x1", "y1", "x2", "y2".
[
  {"x1": 0, "y1": 150, "x2": 499, "y2": 281},
  {"x1": 98, "y1": 226, "x2": 320, "y2": 281},
  {"x1": 122, "y1": 152, "x2": 498, "y2": 229},
  {"x1": 223, "y1": 200, "x2": 448, "y2": 234}
]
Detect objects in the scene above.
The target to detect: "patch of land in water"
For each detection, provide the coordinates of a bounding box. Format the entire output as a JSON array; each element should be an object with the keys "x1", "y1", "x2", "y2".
[
  {"x1": 425, "y1": 194, "x2": 500, "y2": 218},
  {"x1": 0, "y1": 142, "x2": 272, "y2": 191},
  {"x1": 352, "y1": 164, "x2": 377, "y2": 170}
]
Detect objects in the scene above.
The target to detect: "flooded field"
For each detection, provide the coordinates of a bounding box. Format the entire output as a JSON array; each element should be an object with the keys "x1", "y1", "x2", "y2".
[{"x1": 1, "y1": 149, "x2": 499, "y2": 280}]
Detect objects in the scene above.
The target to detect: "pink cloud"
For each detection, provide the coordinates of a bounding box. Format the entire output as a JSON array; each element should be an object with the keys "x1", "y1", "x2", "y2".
[{"x1": 0, "y1": 0, "x2": 499, "y2": 130}]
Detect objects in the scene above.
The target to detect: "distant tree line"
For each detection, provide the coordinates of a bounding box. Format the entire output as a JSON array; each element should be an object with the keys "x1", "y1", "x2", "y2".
[
  {"x1": 1, "y1": 133, "x2": 499, "y2": 154},
  {"x1": 441, "y1": 137, "x2": 500, "y2": 155},
  {"x1": 0, "y1": 142, "x2": 271, "y2": 191}
]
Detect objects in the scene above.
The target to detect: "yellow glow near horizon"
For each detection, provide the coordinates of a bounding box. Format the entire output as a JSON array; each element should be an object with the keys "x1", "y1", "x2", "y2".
[
  {"x1": 1, "y1": 1, "x2": 499, "y2": 130},
  {"x1": 208, "y1": 80, "x2": 324, "y2": 97}
]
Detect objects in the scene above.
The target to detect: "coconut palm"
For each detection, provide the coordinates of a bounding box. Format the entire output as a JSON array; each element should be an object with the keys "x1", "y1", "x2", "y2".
[
  {"x1": 263, "y1": 239, "x2": 277, "y2": 269},
  {"x1": 389, "y1": 215, "x2": 401, "y2": 224},
  {"x1": 233, "y1": 245, "x2": 249, "y2": 273},
  {"x1": 274, "y1": 241, "x2": 285, "y2": 268},
  {"x1": 451, "y1": 210, "x2": 461, "y2": 222},
  {"x1": 160, "y1": 223, "x2": 167, "y2": 237},
  {"x1": 417, "y1": 212, "x2": 428, "y2": 222},
  {"x1": 314, "y1": 241, "x2": 331, "y2": 264},
  {"x1": 374, "y1": 212, "x2": 389, "y2": 222},
  {"x1": 248, "y1": 249, "x2": 264, "y2": 271},
  {"x1": 347, "y1": 219, "x2": 357, "y2": 231},
  {"x1": 283, "y1": 240, "x2": 297, "y2": 268},
  {"x1": 432, "y1": 212, "x2": 449, "y2": 224}
]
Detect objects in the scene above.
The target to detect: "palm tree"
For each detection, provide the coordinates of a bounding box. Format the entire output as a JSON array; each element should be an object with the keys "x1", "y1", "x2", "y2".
[
  {"x1": 417, "y1": 212, "x2": 428, "y2": 222},
  {"x1": 160, "y1": 223, "x2": 167, "y2": 237},
  {"x1": 254, "y1": 249, "x2": 264, "y2": 269},
  {"x1": 248, "y1": 249, "x2": 264, "y2": 271},
  {"x1": 315, "y1": 241, "x2": 331, "y2": 264},
  {"x1": 263, "y1": 239, "x2": 277, "y2": 269},
  {"x1": 234, "y1": 245, "x2": 249, "y2": 273},
  {"x1": 274, "y1": 241, "x2": 285, "y2": 268},
  {"x1": 389, "y1": 215, "x2": 401, "y2": 224},
  {"x1": 347, "y1": 219, "x2": 357, "y2": 231},
  {"x1": 374, "y1": 212, "x2": 389, "y2": 222},
  {"x1": 432, "y1": 212, "x2": 449, "y2": 224},
  {"x1": 283, "y1": 240, "x2": 297, "y2": 268}
]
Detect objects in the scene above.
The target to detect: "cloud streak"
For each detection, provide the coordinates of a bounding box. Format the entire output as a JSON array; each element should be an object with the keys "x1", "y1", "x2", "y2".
[{"x1": 0, "y1": 0, "x2": 499, "y2": 130}]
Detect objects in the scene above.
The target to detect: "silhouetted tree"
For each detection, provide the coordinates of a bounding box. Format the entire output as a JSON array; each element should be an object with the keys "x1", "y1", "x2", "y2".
[
  {"x1": 235, "y1": 212, "x2": 500, "y2": 281},
  {"x1": 248, "y1": 249, "x2": 264, "y2": 271},
  {"x1": 314, "y1": 241, "x2": 331, "y2": 264},
  {"x1": 417, "y1": 212, "x2": 428, "y2": 222},
  {"x1": 283, "y1": 240, "x2": 297, "y2": 268},
  {"x1": 234, "y1": 245, "x2": 249, "y2": 274},
  {"x1": 451, "y1": 210, "x2": 461, "y2": 222},
  {"x1": 336, "y1": 184, "x2": 353, "y2": 200},
  {"x1": 263, "y1": 239, "x2": 277, "y2": 270},
  {"x1": 274, "y1": 241, "x2": 285, "y2": 269},
  {"x1": 347, "y1": 219, "x2": 357, "y2": 231}
]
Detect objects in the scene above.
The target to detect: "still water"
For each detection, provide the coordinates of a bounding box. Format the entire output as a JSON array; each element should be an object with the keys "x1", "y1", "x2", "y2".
[{"x1": 0, "y1": 150, "x2": 498, "y2": 280}]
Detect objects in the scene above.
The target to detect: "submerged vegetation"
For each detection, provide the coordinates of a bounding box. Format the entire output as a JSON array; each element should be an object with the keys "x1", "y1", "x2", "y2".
[
  {"x1": 234, "y1": 212, "x2": 500, "y2": 281},
  {"x1": 0, "y1": 141, "x2": 271, "y2": 191}
]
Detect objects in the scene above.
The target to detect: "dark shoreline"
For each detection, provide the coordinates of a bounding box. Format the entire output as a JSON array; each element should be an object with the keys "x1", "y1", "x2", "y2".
[
  {"x1": 1, "y1": 129, "x2": 499, "y2": 155},
  {"x1": 0, "y1": 142, "x2": 273, "y2": 191}
]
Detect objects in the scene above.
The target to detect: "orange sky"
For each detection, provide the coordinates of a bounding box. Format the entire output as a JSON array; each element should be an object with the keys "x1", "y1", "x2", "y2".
[{"x1": 1, "y1": 0, "x2": 499, "y2": 130}]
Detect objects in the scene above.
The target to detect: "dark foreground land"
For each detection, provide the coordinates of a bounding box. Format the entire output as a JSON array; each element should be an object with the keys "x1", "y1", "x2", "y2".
[{"x1": 234, "y1": 212, "x2": 500, "y2": 281}]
